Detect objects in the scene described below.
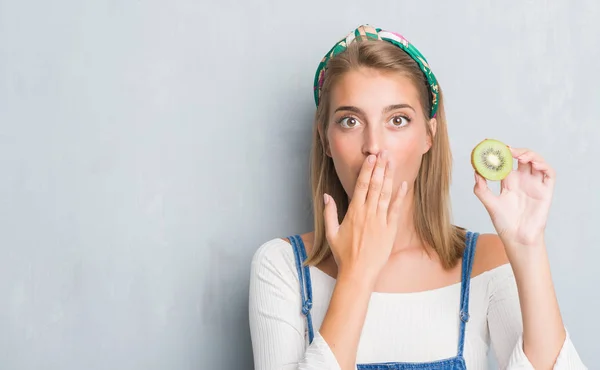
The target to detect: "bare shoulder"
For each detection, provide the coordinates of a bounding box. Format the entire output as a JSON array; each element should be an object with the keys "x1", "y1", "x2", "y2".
[{"x1": 471, "y1": 233, "x2": 510, "y2": 276}]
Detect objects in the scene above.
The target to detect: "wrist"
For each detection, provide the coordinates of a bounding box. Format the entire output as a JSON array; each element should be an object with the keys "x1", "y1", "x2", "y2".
[
  {"x1": 337, "y1": 267, "x2": 377, "y2": 292},
  {"x1": 501, "y1": 233, "x2": 546, "y2": 259},
  {"x1": 504, "y1": 241, "x2": 550, "y2": 277},
  {"x1": 500, "y1": 231, "x2": 545, "y2": 251}
]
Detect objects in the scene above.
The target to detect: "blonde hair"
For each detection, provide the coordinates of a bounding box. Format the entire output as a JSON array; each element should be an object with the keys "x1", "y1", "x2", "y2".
[{"x1": 306, "y1": 39, "x2": 467, "y2": 270}]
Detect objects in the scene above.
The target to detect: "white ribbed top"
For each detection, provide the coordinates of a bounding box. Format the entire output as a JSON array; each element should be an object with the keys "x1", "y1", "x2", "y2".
[{"x1": 248, "y1": 238, "x2": 587, "y2": 370}]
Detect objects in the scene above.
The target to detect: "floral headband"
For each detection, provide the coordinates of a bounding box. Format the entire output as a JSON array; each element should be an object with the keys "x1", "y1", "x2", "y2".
[{"x1": 313, "y1": 24, "x2": 440, "y2": 118}]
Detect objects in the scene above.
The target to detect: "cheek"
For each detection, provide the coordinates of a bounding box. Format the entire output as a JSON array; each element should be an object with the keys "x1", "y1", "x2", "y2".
[
  {"x1": 328, "y1": 136, "x2": 345, "y2": 157},
  {"x1": 388, "y1": 133, "x2": 428, "y2": 178},
  {"x1": 327, "y1": 128, "x2": 357, "y2": 161},
  {"x1": 329, "y1": 135, "x2": 357, "y2": 171},
  {"x1": 327, "y1": 130, "x2": 365, "y2": 196},
  {"x1": 390, "y1": 132, "x2": 422, "y2": 159}
]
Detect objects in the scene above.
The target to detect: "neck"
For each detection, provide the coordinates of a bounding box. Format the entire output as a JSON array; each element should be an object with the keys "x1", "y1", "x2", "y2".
[{"x1": 391, "y1": 187, "x2": 423, "y2": 253}]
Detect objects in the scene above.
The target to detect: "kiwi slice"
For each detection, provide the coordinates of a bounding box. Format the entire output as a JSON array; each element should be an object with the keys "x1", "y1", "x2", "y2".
[{"x1": 471, "y1": 139, "x2": 513, "y2": 181}]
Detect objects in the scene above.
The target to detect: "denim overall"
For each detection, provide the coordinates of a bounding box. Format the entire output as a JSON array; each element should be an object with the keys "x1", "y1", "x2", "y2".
[{"x1": 288, "y1": 231, "x2": 479, "y2": 370}]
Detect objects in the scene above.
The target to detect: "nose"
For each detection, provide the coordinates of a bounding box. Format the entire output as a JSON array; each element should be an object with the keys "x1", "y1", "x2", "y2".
[{"x1": 361, "y1": 126, "x2": 383, "y2": 157}]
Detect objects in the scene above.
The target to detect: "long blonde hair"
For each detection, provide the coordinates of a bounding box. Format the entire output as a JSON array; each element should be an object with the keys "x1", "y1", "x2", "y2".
[{"x1": 306, "y1": 39, "x2": 467, "y2": 270}]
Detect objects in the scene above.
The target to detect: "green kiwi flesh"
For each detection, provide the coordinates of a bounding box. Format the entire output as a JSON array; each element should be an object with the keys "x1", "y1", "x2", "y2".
[{"x1": 471, "y1": 139, "x2": 513, "y2": 181}]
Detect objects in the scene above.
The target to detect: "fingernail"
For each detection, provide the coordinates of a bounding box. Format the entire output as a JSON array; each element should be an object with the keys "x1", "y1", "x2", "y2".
[
  {"x1": 323, "y1": 193, "x2": 329, "y2": 205},
  {"x1": 368, "y1": 155, "x2": 376, "y2": 164}
]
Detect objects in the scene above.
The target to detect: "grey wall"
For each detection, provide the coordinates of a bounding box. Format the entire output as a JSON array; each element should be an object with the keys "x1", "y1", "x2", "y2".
[{"x1": 1, "y1": 0, "x2": 598, "y2": 369}]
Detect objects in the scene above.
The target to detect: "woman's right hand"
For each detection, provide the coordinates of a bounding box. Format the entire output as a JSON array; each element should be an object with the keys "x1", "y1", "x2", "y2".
[{"x1": 323, "y1": 150, "x2": 408, "y2": 285}]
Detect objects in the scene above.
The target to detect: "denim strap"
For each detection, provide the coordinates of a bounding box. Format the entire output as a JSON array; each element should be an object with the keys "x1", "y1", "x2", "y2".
[
  {"x1": 457, "y1": 231, "x2": 479, "y2": 357},
  {"x1": 288, "y1": 234, "x2": 315, "y2": 344}
]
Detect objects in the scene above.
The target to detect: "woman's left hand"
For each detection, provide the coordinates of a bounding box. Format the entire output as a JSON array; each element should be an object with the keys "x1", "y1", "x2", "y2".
[{"x1": 473, "y1": 146, "x2": 556, "y2": 250}]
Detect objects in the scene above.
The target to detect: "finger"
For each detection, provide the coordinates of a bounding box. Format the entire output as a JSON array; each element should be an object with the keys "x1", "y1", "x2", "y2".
[
  {"x1": 388, "y1": 180, "x2": 408, "y2": 224},
  {"x1": 510, "y1": 146, "x2": 547, "y2": 163},
  {"x1": 499, "y1": 171, "x2": 516, "y2": 194},
  {"x1": 323, "y1": 193, "x2": 339, "y2": 241},
  {"x1": 517, "y1": 157, "x2": 533, "y2": 175},
  {"x1": 473, "y1": 171, "x2": 499, "y2": 213},
  {"x1": 508, "y1": 146, "x2": 530, "y2": 158},
  {"x1": 351, "y1": 154, "x2": 377, "y2": 205},
  {"x1": 517, "y1": 151, "x2": 551, "y2": 181},
  {"x1": 515, "y1": 152, "x2": 533, "y2": 175},
  {"x1": 530, "y1": 162, "x2": 545, "y2": 181},
  {"x1": 366, "y1": 151, "x2": 388, "y2": 212},
  {"x1": 510, "y1": 147, "x2": 548, "y2": 176},
  {"x1": 377, "y1": 158, "x2": 394, "y2": 215},
  {"x1": 531, "y1": 161, "x2": 556, "y2": 184}
]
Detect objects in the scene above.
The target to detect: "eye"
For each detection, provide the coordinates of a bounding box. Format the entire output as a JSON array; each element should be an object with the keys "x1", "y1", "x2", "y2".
[
  {"x1": 389, "y1": 115, "x2": 410, "y2": 128},
  {"x1": 338, "y1": 116, "x2": 361, "y2": 128}
]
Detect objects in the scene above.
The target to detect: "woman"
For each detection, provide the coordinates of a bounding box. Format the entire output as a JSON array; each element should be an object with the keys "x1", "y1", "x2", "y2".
[{"x1": 248, "y1": 24, "x2": 586, "y2": 370}]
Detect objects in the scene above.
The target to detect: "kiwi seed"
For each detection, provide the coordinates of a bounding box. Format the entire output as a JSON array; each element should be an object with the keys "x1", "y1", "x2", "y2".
[{"x1": 471, "y1": 139, "x2": 513, "y2": 181}]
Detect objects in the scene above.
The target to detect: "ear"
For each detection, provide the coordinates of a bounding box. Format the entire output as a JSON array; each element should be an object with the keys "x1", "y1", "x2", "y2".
[
  {"x1": 424, "y1": 117, "x2": 437, "y2": 153},
  {"x1": 318, "y1": 123, "x2": 332, "y2": 157}
]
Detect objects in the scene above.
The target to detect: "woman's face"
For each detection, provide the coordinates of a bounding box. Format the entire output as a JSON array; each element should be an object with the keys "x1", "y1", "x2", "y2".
[{"x1": 324, "y1": 67, "x2": 436, "y2": 200}]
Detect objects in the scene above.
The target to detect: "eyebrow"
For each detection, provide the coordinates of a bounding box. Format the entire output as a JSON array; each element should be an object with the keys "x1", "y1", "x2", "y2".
[{"x1": 334, "y1": 103, "x2": 416, "y2": 115}]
